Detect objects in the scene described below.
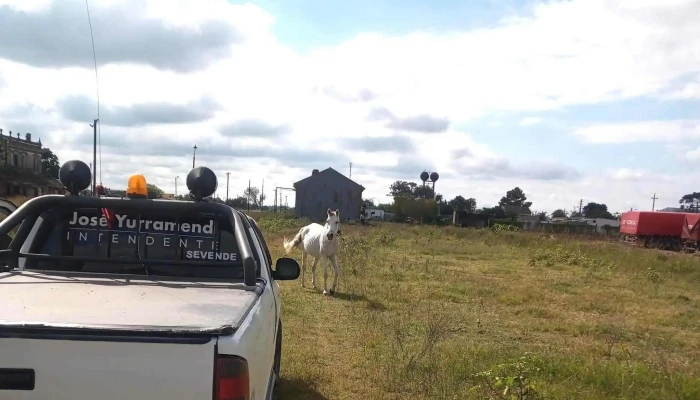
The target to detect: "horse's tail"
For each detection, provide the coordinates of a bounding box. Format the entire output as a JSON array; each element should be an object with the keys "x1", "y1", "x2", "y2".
[{"x1": 283, "y1": 228, "x2": 304, "y2": 254}]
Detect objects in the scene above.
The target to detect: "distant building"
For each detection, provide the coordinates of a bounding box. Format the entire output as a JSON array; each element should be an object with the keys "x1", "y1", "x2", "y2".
[
  {"x1": 367, "y1": 208, "x2": 385, "y2": 220},
  {"x1": 0, "y1": 129, "x2": 65, "y2": 198},
  {"x1": 293, "y1": 168, "x2": 365, "y2": 220}
]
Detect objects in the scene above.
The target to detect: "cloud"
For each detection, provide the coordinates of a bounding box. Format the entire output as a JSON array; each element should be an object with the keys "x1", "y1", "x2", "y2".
[
  {"x1": 0, "y1": 0, "x2": 247, "y2": 72},
  {"x1": 315, "y1": 86, "x2": 377, "y2": 103},
  {"x1": 606, "y1": 168, "x2": 674, "y2": 183},
  {"x1": 219, "y1": 120, "x2": 291, "y2": 138},
  {"x1": 68, "y1": 125, "x2": 342, "y2": 170},
  {"x1": 457, "y1": 157, "x2": 581, "y2": 181},
  {"x1": 520, "y1": 117, "x2": 542, "y2": 126},
  {"x1": 366, "y1": 106, "x2": 450, "y2": 133},
  {"x1": 451, "y1": 148, "x2": 473, "y2": 160},
  {"x1": 57, "y1": 95, "x2": 221, "y2": 127},
  {"x1": 367, "y1": 106, "x2": 395, "y2": 121},
  {"x1": 341, "y1": 134, "x2": 414, "y2": 153},
  {"x1": 685, "y1": 146, "x2": 700, "y2": 162},
  {"x1": 662, "y1": 74, "x2": 700, "y2": 100},
  {"x1": 572, "y1": 120, "x2": 700, "y2": 143},
  {"x1": 386, "y1": 114, "x2": 450, "y2": 133},
  {"x1": 3, "y1": 0, "x2": 700, "y2": 214}
]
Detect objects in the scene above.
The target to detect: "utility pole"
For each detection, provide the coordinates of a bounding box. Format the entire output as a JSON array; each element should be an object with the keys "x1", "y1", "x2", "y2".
[
  {"x1": 226, "y1": 172, "x2": 230, "y2": 201},
  {"x1": 247, "y1": 180, "x2": 251, "y2": 212},
  {"x1": 90, "y1": 119, "x2": 98, "y2": 196},
  {"x1": 651, "y1": 193, "x2": 658, "y2": 211},
  {"x1": 175, "y1": 176, "x2": 179, "y2": 197},
  {"x1": 349, "y1": 162, "x2": 352, "y2": 179},
  {"x1": 261, "y1": 179, "x2": 264, "y2": 209},
  {"x1": 192, "y1": 144, "x2": 197, "y2": 169},
  {"x1": 578, "y1": 199, "x2": 583, "y2": 217}
]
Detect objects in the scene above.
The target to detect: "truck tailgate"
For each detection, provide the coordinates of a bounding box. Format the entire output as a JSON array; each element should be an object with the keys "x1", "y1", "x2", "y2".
[{"x1": 0, "y1": 337, "x2": 216, "y2": 399}]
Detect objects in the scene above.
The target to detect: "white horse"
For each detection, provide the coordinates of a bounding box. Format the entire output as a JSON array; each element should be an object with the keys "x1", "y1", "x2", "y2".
[{"x1": 283, "y1": 208, "x2": 341, "y2": 295}]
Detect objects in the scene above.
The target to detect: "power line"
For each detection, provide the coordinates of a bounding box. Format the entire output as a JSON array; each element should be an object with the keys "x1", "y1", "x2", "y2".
[{"x1": 85, "y1": 0, "x2": 102, "y2": 184}]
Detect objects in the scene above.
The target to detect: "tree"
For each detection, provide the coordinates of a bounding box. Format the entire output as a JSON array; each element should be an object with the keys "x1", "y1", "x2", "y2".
[
  {"x1": 448, "y1": 196, "x2": 477, "y2": 212},
  {"x1": 498, "y1": 187, "x2": 532, "y2": 208},
  {"x1": 536, "y1": 211, "x2": 548, "y2": 221},
  {"x1": 480, "y1": 206, "x2": 505, "y2": 218},
  {"x1": 394, "y1": 197, "x2": 437, "y2": 221},
  {"x1": 551, "y1": 209, "x2": 567, "y2": 218},
  {"x1": 146, "y1": 183, "x2": 164, "y2": 199},
  {"x1": 582, "y1": 202, "x2": 614, "y2": 219},
  {"x1": 388, "y1": 181, "x2": 418, "y2": 198},
  {"x1": 679, "y1": 192, "x2": 700, "y2": 212},
  {"x1": 41, "y1": 149, "x2": 60, "y2": 179},
  {"x1": 413, "y1": 185, "x2": 435, "y2": 200},
  {"x1": 362, "y1": 198, "x2": 376, "y2": 208},
  {"x1": 244, "y1": 186, "x2": 260, "y2": 208},
  {"x1": 226, "y1": 196, "x2": 248, "y2": 209}
]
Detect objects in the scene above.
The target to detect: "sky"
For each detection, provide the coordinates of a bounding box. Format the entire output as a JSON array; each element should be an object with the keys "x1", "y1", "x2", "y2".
[{"x1": 1, "y1": 0, "x2": 700, "y2": 214}]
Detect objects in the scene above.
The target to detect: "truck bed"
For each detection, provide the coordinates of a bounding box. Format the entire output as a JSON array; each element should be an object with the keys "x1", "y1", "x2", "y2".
[{"x1": 0, "y1": 270, "x2": 259, "y2": 337}]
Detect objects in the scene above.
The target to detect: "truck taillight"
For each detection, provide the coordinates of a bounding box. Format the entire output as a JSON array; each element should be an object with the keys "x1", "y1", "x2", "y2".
[{"x1": 214, "y1": 355, "x2": 249, "y2": 400}]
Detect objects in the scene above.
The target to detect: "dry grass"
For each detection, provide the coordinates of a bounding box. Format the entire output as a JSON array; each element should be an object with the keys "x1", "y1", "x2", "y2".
[{"x1": 258, "y1": 216, "x2": 700, "y2": 400}]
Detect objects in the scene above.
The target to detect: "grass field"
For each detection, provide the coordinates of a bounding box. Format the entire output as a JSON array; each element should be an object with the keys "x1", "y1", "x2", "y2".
[{"x1": 257, "y1": 216, "x2": 700, "y2": 400}]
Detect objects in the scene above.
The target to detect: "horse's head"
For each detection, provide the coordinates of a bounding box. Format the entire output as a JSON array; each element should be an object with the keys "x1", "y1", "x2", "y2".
[{"x1": 325, "y1": 208, "x2": 341, "y2": 240}]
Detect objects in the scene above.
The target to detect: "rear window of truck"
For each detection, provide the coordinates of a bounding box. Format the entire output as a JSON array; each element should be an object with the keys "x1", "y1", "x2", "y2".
[{"x1": 23, "y1": 206, "x2": 251, "y2": 279}]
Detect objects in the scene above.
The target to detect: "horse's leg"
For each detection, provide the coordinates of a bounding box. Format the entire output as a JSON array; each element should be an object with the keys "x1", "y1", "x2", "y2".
[
  {"x1": 322, "y1": 257, "x2": 331, "y2": 295},
  {"x1": 300, "y1": 250, "x2": 307, "y2": 288},
  {"x1": 330, "y1": 254, "x2": 339, "y2": 295},
  {"x1": 311, "y1": 257, "x2": 319, "y2": 290}
]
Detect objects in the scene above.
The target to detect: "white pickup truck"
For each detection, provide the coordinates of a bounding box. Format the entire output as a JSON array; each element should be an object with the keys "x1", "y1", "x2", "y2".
[{"x1": 0, "y1": 163, "x2": 300, "y2": 400}]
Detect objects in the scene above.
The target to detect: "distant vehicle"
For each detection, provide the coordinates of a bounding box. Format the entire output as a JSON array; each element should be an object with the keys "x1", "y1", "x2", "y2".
[{"x1": 0, "y1": 161, "x2": 300, "y2": 400}]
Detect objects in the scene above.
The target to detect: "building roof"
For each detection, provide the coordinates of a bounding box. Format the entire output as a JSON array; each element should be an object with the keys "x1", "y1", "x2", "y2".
[{"x1": 293, "y1": 167, "x2": 365, "y2": 191}]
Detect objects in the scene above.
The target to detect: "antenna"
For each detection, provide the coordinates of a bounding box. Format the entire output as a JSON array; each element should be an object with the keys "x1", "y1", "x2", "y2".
[
  {"x1": 84, "y1": 0, "x2": 102, "y2": 186},
  {"x1": 349, "y1": 162, "x2": 352, "y2": 179},
  {"x1": 651, "y1": 193, "x2": 658, "y2": 211}
]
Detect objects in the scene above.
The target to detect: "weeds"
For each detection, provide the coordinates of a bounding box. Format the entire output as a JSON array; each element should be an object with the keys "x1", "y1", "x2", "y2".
[{"x1": 473, "y1": 355, "x2": 542, "y2": 400}]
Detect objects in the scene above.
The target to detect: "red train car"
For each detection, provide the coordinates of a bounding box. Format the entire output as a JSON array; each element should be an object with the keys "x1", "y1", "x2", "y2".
[
  {"x1": 681, "y1": 213, "x2": 700, "y2": 251},
  {"x1": 620, "y1": 211, "x2": 689, "y2": 250}
]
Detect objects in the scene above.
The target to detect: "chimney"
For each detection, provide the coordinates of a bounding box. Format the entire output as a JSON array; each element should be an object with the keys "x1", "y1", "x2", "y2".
[
  {"x1": 312, "y1": 169, "x2": 319, "y2": 176},
  {"x1": 25, "y1": 133, "x2": 31, "y2": 142}
]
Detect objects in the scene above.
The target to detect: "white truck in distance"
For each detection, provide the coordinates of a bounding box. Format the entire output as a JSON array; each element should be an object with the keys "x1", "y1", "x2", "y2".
[{"x1": 0, "y1": 164, "x2": 300, "y2": 400}]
